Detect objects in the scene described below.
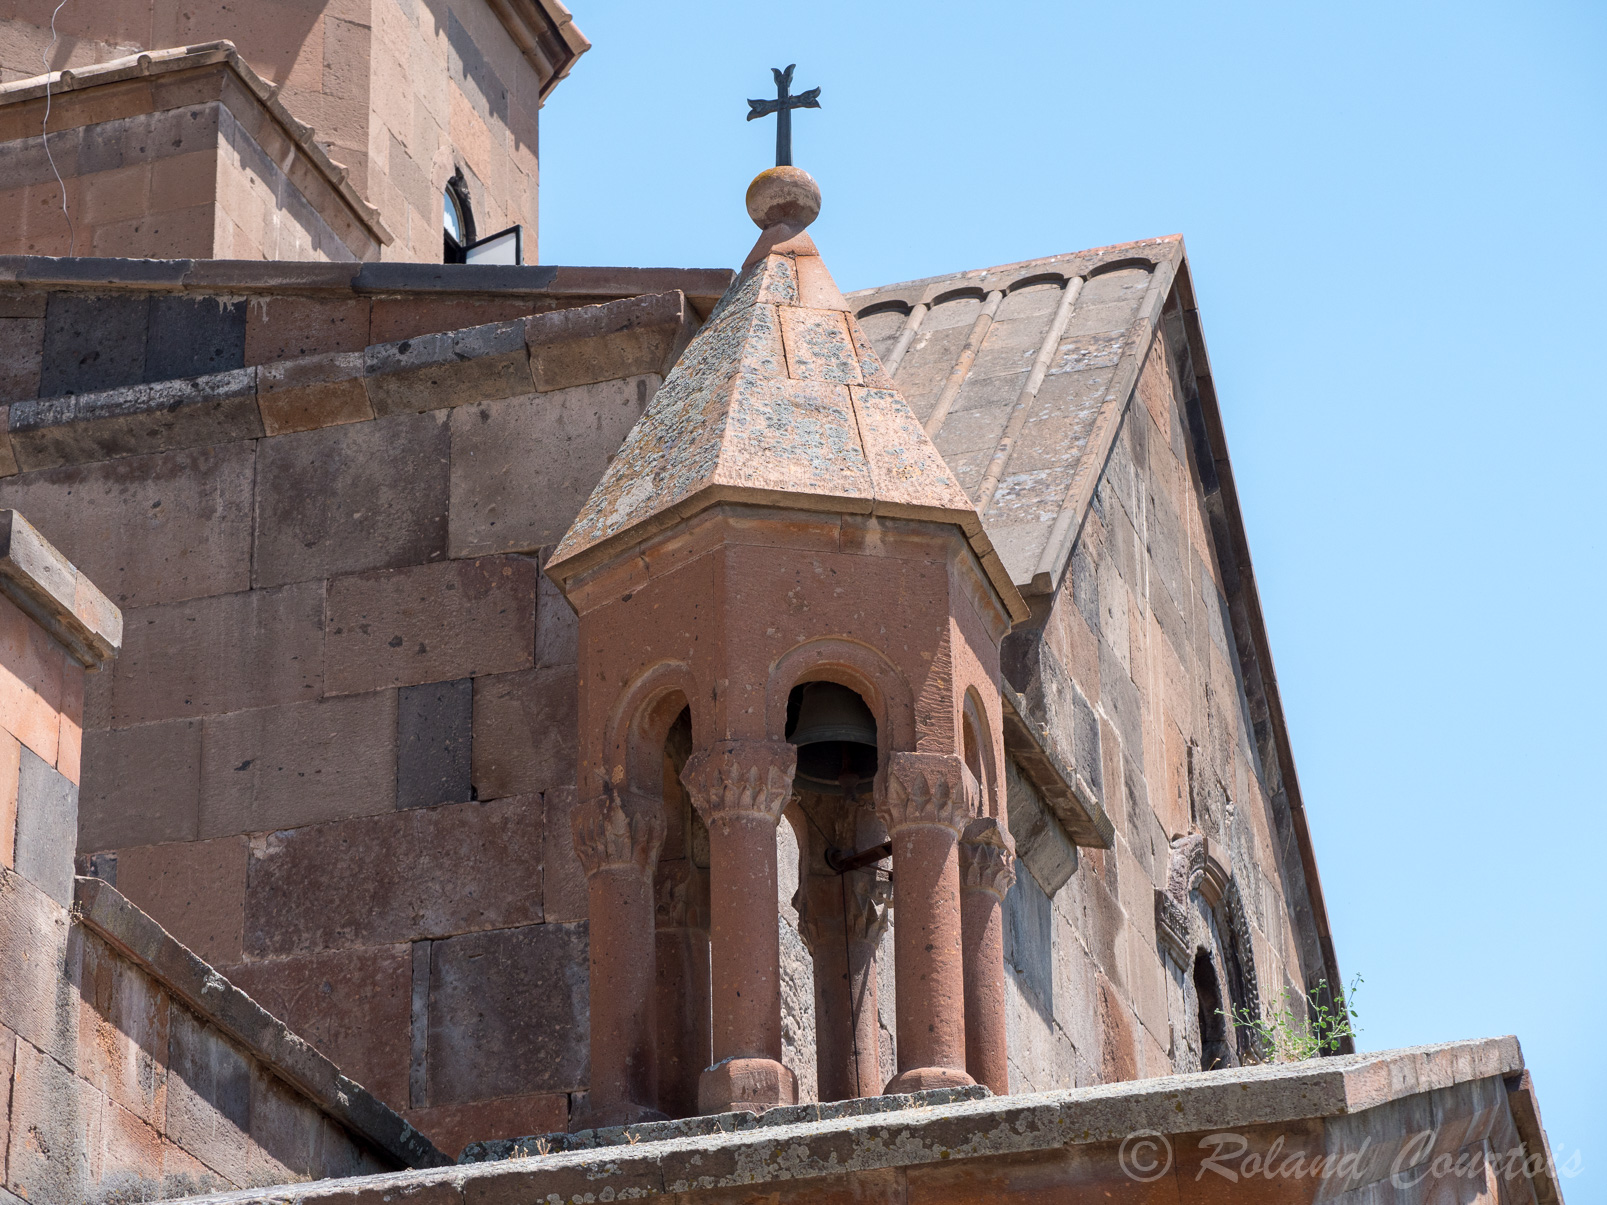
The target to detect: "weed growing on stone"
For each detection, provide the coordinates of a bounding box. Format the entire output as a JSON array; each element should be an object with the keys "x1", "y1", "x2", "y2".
[{"x1": 1225, "y1": 975, "x2": 1362, "y2": 1062}]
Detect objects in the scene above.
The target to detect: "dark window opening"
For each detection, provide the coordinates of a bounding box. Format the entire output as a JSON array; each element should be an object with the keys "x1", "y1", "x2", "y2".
[
  {"x1": 786, "y1": 682, "x2": 877, "y2": 797},
  {"x1": 1194, "y1": 950, "x2": 1233, "y2": 1071}
]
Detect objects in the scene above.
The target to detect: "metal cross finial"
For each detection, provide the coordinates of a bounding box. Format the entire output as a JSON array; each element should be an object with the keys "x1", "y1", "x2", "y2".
[{"x1": 746, "y1": 64, "x2": 821, "y2": 167}]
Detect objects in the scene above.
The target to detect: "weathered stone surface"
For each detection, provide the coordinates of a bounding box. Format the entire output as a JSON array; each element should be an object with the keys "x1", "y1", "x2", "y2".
[
  {"x1": 145, "y1": 295, "x2": 247, "y2": 382},
  {"x1": 363, "y1": 322, "x2": 531, "y2": 418},
  {"x1": 0, "y1": 587, "x2": 66, "y2": 764},
  {"x1": 539, "y1": 785, "x2": 586, "y2": 924},
  {"x1": 526, "y1": 291, "x2": 692, "y2": 393},
  {"x1": 243, "y1": 297, "x2": 371, "y2": 363},
  {"x1": 199, "y1": 691, "x2": 398, "y2": 836},
  {"x1": 7, "y1": 1035, "x2": 94, "y2": 1203},
  {"x1": 397, "y1": 678, "x2": 473, "y2": 811},
  {"x1": 257, "y1": 351, "x2": 374, "y2": 436},
  {"x1": 72, "y1": 928, "x2": 171, "y2": 1127},
  {"x1": 447, "y1": 377, "x2": 656, "y2": 558},
  {"x1": 534, "y1": 567, "x2": 577, "y2": 669},
  {"x1": 424, "y1": 921, "x2": 589, "y2": 1104},
  {"x1": 0, "y1": 866, "x2": 73, "y2": 1063},
  {"x1": 469, "y1": 667, "x2": 575, "y2": 801},
  {"x1": 0, "y1": 507, "x2": 122, "y2": 673},
  {"x1": 403, "y1": 1093, "x2": 569, "y2": 1161},
  {"x1": 10, "y1": 367, "x2": 263, "y2": 471},
  {"x1": 115, "y1": 835, "x2": 247, "y2": 967},
  {"x1": 37, "y1": 291, "x2": 149, "y2": 397},
  {"x1": 13, "y1": 747, "x2": 78, "y2": 906},
  {"x1": 80, "y1": 719, "x2": 202, "y2": 850},
  {"x1": 0, "y1": 316, "x2": 44, "y2": 402},
  {"x1": 72, "y1": 875, "x2": 450, "y2": 1172},
  {"x1": 242, "y1": 796, "x2": 542, "y2": 959},
  {"x1": 223, "y1": 945, "x2": 413, "y2": 1113},
  {"x1": 108, "y1": 580, "x2": 324, "y2": 727},
  {"x1": 254, "y1": 410, "x2": 449, "y2": 588},
  {"x1": 0, "y1": 442, "x2": 256, "y2": 608},
  {"x1": 325, "y1": 557, "x2": 535, "y2": 696}
]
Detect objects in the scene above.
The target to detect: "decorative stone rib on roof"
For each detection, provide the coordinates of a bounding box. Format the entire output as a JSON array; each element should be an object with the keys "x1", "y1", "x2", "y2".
[
  {"x1": 846, "y1": 236, "x2": 1184, "y2": 595},
  {"x1": 548, "y1": 231, "x2": 1027, "y2": 620}
]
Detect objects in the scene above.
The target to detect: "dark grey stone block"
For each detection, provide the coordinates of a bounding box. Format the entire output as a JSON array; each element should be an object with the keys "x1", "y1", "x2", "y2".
[
  {"x1": 145, "y1": 295, "x2": 247, "y2": 382},
  {"x1": 1003, "y1": 863, "x2": 1053, "y2": 1020},
  {"x1": 38, "y1": 292, "x2": 149, "y2": 396},
  {"x1": 1006, "y1": 761, "x2": 1077, "y2": 897},
  {"x1": 397, "y1": 678, "x2": 472, "y2": 810},
  {"x1": 427, "y1": 921, "x2": 589, "y2": 1103},
  {"x1": 14, "y1": 747, "x2": 80, "y2": 907}
]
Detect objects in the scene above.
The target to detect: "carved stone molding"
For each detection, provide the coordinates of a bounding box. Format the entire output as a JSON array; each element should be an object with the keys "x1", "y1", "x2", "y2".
[
  {"x1": 795, "y1": 875, "x2": 892, "y2": 954},
  {"x1": 1153, "y1": 832, "x2": 1263, "y2": 1042},
  {"x1": 681, "y1": 740, "x2": 797, "y2": 826},
  {"x1": 959, "y1": 816, "x2": 1017, "y2": 900},
  {"x1": 876, "y1": 751, "x2": 978, "y2": 834},
  {"x1": 571, "y1": 791, "x2": 665, "y2": 876}
]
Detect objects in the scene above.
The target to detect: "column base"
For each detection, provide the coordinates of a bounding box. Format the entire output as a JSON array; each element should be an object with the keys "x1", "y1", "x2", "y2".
[
  {"x1": 570, "y1": 1100, "x2": 670, "y2": 1133},
  {"x1": 884, "y1": 1066, "x2": 976, "y2": 1095},
  {"x1": 698, "y1": 1057, "x2": 797, "y2": 1115}
]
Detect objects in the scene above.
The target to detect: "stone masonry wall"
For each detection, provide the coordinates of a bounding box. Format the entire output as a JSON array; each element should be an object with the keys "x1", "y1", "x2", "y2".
[
  {"x1": 998, "y1": 325, "x2": 1321, "y2": 1092},
  {"x1": 0, "y1": 286, "x2": 698, "y2": 1157},
  {"x1": 1, "y1": 869, "x2": 400, "y2": 1202},
  {"x1": 0, "y1": 0, "x2": 547, "y2": 262}
]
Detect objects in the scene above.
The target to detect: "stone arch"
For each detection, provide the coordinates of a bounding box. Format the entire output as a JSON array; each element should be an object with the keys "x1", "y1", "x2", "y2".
[
  {"x1": 765, "y1": 637, "x2": 916, "y2": 757},
  {"x1": 1154, "y1": 834, "x2": 1264, "y2": 1063},
  {"x1": 603, "y1": 659, "x2": 698, "y2": 797},
  {"x1": 961, "y1": 687, "x2": 1000, "y2": 817}
]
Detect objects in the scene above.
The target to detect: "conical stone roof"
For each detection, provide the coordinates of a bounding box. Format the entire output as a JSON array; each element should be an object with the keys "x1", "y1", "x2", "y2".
[{"x1": 548, "y1": 176, "x2": 1025, "y2": 622}]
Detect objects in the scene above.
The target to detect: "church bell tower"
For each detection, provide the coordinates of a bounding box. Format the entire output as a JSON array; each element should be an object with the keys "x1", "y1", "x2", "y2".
[{"x1": 544, "y1": 167, "x2": 1028, "y2": 1126}]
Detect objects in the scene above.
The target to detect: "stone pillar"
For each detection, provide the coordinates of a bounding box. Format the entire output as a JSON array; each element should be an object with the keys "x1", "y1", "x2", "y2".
[
  {"x1": 682, "y1": 740, "x2": 799, "y2": 1113},
  {"x1": 571, "y1": 791, "x2": 667, "y2": 1128},
  {"x1": 876, "y1": 752, "x2": 977, "y2": 1093},
  {"x1": 797, "y1": 860, "x2": 890, "y2": 1101},
  {"x1": 959, "y1": 815, "x2": 1016, "y2": 1095}
]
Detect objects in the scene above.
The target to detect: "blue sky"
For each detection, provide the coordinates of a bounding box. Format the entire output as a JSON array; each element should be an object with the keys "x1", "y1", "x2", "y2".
[{"x1": 538, "y1": 0, "x2": 1605, "y2": 1192}]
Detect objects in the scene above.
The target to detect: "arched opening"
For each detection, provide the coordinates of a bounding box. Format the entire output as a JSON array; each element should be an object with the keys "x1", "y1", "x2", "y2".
[
  {"x1": 1193, "y1": 950, "x2": 1232, "y2": 1071},
  {"x1": 782, "y1": 679, "x2": 887, "y2": 1101},
  {"x1": 652, "y1": 703, "x2": 710, "y2": 1119}
]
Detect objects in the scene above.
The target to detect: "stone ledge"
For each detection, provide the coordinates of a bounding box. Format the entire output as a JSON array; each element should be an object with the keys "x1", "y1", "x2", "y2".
[
  {"x1": 0, "y1": 509, "x2": 120, "y2": 668},
  {"x1": 0, "y1": 257, "x2": 735, "y2": 317},
  {"x1": 72, "y1": 875, "x2": 452, "y2": 1173},
  {"x1": 0, "y1": 293, "x2": 698, "y2": 470},
  {"x1": 460, "y1": 1085, "x2": 991, "y2": 1163},
  {"x1": 1000, "y1": 679, "x2": 1113, "y2": 849},
  {"x1": 156, "y1": 1038, "x2": 1547, "y2": 1204}
]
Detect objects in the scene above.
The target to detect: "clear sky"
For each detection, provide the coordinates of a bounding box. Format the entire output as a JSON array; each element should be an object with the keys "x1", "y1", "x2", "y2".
[{"x1": 538, "y1": 1, "x2": 1605, "y2": 1192}]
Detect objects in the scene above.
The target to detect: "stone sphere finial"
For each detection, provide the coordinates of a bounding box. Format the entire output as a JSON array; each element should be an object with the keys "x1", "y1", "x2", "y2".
[{"x1": 746, "y1": 166, "x2": 821, "y2": 230}]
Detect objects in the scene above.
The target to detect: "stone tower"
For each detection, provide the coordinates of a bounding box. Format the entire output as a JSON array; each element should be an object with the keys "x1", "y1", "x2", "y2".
[{"x1": 544, "y1": 168, "x2": 1030, "y2": 1127}]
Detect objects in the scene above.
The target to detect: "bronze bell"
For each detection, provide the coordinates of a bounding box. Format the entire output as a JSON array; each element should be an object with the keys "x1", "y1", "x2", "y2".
[{"x1": 786, "y1": 681, "x2": 878, "y2": 796}]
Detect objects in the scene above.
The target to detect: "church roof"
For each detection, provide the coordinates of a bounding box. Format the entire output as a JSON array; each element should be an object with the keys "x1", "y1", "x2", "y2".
[
  {"x1": 846, "y1": 236, "x2": 1185, "y2": 596},
  {"x1": 547, "y1": 219, "x2": 1028, "y2": 620}
]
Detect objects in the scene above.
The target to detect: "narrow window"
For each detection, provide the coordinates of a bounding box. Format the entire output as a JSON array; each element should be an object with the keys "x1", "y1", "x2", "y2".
[{"x1": 443, "y1": 169, "x2": 475, "y2": 263}]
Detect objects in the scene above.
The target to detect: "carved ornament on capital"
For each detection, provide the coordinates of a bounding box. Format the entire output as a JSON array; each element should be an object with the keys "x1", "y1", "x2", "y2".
[
  {"x1": 959, "y1": 816, "x2": 1017, "y2": 900},
  {"x1": 681, "y1": 740, "x2": 798, "y2": 826},
  {"x1": 571, "y1": 790, "x2": 666, "y2": 877},
  {"x1": 876, "y1": 751, "x2": 979, "y2": 835},
  {"x1": 795, "y1": 876, "x2": 893, "y2": 955}
]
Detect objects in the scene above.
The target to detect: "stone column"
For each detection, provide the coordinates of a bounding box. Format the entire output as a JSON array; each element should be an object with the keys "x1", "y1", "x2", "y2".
[
  {"x1": 876, "y1": 752, "x2": 977, "y2": 1093},
  {"x1": 682, "y1": 740, "x2": 799, "y2": 1113},
  {"x1": 797, "y1": 862, "x2": 891, "y2": 1101},
  {"x1": 571, "y1": 790, "x2": 667, "y2": 1128},
  {"x1": 959, "y1": 815, "x2": 1016, "y2": 1095}
]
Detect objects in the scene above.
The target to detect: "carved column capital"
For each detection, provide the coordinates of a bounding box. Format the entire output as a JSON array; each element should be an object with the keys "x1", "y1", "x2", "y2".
[
  {"x1": 572, "y1": 791, "x2": 665, "y2": 876},
  {"x1": 681, "y1": 740, "x2": 796, "y2": 826},
  {"x1": 876, "y1": 751, "x2": 978, "y2": 835},
  {"x1": 959, "y1": 816, "x2": 1016, "y2": 900},
  {"x1": 796, "y1": 876, "x2": 892, "y2": 954}
]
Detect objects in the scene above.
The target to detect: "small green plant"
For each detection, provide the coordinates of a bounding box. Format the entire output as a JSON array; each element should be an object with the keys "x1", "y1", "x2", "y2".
[{"x1": 1223, "y1": 975, "x2": 1362, "y2": 1062}]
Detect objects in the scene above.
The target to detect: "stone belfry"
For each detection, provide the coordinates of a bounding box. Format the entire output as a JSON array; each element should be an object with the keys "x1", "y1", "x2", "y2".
[{"x1": 544, "y1": 168, "x2": 1028, "y2": 1127}]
